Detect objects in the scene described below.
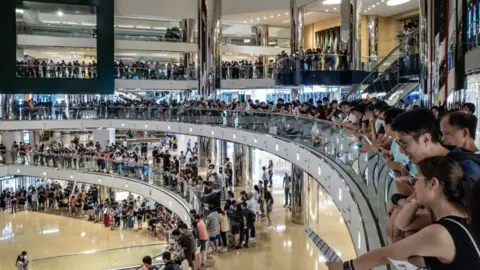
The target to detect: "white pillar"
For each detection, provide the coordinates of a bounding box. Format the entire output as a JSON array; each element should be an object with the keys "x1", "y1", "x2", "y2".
[
  {"x1": 93, "y1": 128, "x2": 115, "y2": 149},
  {"x1": 1, "y1": 132, "x2": 21, "y2": 151}
]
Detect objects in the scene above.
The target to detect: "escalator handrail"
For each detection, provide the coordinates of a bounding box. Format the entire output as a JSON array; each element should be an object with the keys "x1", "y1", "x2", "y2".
[{"x1": 346, "y1": 30, "x2": 419, "y2": 100}]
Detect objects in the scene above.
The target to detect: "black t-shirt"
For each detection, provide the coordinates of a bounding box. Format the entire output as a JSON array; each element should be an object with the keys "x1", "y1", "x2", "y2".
[{"x1": 178, "y1": 234, "x2": 194, "y2": 256}]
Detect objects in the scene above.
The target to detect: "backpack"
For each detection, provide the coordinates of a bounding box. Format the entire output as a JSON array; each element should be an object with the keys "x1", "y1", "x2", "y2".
[
  {"x1": 446, "y1": 148, "x2": 480, "y2": 181},
  {"x1": 446, "y1": 148, "x2": 480, "y2": 200}
]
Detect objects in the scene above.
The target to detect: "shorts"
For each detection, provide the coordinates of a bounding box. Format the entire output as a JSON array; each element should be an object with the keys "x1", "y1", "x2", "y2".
[
  {"x1": 231, "y1": 225, "x2": 240, "y2": 235},
  {"x1": 209, "y1": 234, "x2": 220, "y2": 242},
  {"x1": 198, "y1": 239, "x2": 207, "y2": 251}
]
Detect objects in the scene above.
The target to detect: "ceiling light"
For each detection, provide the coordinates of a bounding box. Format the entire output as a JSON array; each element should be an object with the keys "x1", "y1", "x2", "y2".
[
  {"x1": 334, "y1": 8, "x2": 337, "y2": 10},
  {"x1": 43, "y1": 21, "x2": 61, "y2": 24},
  {"x1": 270, "y1": 15, "x2": 274, "y2": 18},
  {"x1": 135, "y1": 25, "x2": 151, "y2": 29},
  {"x1": 277, "y1": 13, "x2": 281, "y2": 16},
  {"x1": 81, "y1": 22, "x2": 96, "y2": 26},
  {"x1": 152, "y1": 27, "x2": 167, "y2": 30},
  {"x1": 285, "y1": 12, "x2": 288, "y2": 15},
  {"x1": 263, "y1": 16, "x2": 266, "y2": 19},
  {"x1": 244, "y1": 20, "x2": 247, "y2": 23},
  {"x1": 15, "y1": 9, "x2": 24, "y2": 14},
  {"x1": 250, "y1": 19, "x2": 253, "y2": 22},
  {"x1": 326, "y1": 9, "x2": 329, "y2": 12},
  {"x1": 122, "y1": 53, "x2": 137, "y2": 56},
  {"x1": 56, "y1": 10, "x2": 64, "y2": 17},
  {"x1": 256, "y1": 18, "x2": 260, "y2": 21},
  {"x1": 243, "y1": 39, "x2": 251, "y2": 43},
  {"x1": 118, "y1": 25, "x2": 134, "y2": 28},
  {"x1": 323, "y1": 0, "x2": 341, "y2": 4},
  {"x1": 268, "y1": 41, "x2": 277, "y2": 45},
  {"x1": 386, "y1": 0, "x2": 410, "y2": 5}
]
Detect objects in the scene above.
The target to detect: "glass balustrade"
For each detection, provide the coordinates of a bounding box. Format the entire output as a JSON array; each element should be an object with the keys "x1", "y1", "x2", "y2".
[
  {"x1": 15, "y1": 65, "x2": 276, "y2": 80},
  {"x1": 1, "y1": 107, "x2": 395, "y2": 246},
  {"x1": 3, "y1": 151, "x2": 203, "y2": 215},
  {"x1": 275, "y1": 53, "x2": 386, "y2": 73}
]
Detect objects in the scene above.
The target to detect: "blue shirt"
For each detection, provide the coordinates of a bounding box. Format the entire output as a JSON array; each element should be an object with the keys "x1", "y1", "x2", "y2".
[{"x1": 390, "y1": 139, "x2": 417, "y2": 176}]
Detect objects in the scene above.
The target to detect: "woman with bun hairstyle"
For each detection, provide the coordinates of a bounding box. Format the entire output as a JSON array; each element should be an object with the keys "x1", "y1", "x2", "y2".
[{"x1": 328, "y1": 156, "x2": 480, "y2": 269}]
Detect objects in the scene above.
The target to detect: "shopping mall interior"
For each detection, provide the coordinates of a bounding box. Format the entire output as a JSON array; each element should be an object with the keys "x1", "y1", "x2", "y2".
[{"x1": 1, "y1": 0, "x2": 480, "y2": 269}]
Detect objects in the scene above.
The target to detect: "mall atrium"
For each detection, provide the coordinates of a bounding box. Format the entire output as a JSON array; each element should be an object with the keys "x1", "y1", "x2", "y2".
[{"x1": 0, "y1": 0, "x2": 479, "y2": 270}]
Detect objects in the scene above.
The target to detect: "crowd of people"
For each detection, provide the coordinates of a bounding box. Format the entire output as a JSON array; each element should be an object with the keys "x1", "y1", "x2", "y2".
[
  {"x1": 323, "y1": 98, "x2": 480, "y2": 269},
  {"x1": 15, "y1": 58, "x2": 279, "y2": 81},
  {"x1": 0, "y1": 129, "x2": 279, "y2": 270}
]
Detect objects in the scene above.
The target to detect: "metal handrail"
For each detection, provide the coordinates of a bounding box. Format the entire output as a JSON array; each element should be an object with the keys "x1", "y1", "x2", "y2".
[{"x1": 345, "y1": 30, "x2": 419, "y2": 100}]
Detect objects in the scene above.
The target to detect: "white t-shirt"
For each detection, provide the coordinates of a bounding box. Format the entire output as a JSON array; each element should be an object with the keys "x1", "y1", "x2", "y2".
[{"x1": 343, "y1": 113, "x2": 358, "y2": 124}]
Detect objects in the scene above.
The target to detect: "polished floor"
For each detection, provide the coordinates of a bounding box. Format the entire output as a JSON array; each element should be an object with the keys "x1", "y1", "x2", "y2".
[
  {"x1": 0, "y1": 210, "x2": 164, "y2": 270},
  {"x1": 211, "y1": 186, "x2": 356, "y2": 270},
  {"x1": 0, "y1": 188, "x2": 355, "y2": 270}
]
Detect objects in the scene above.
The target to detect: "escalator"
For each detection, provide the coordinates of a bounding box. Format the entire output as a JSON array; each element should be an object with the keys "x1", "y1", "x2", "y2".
[{"x1": 346, "y1": 31, "x2": 420, "y2": 102}]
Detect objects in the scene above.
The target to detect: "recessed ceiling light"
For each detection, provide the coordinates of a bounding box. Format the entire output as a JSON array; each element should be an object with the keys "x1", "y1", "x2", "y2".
[
  {"x1": 244, "y1": 20, "x2": 247, "y2": 23},
  {"x1": 386, "y1": 0, "x2": 410, "y2": 5},
  {"x1": 56, "y1": 10, "x2": 64, "y2": 16},
  {"x1": 250, "y1": 19, "x2": 253, "y2": 22},
  {"x1": 334, "y1": 8, "x2": 337, "y2": 10},
  {"x1": 277, "y1": 13, "x2": 281, "y2": 16},
  {"x1": 257, "y1": 18, "x2": 260, "y2": 21},
  {"x1": 285, "y1": 12, "x2": 288, "y2": 15},
  {"x1": 263, "y1": 16, "x2": 266, "y2": 19},
  {"x1": 15, "y1": 9, "x2": 24, "y2": 14},
  {"x1": 323, "y1": 0, "x2": 341, "y2": 4},
  {"x1": 270, "y1": 15, "x2": 274, "y2": 18},
  {"x1": 326, "y1": 9, "x2": 329, "y2": 12}
]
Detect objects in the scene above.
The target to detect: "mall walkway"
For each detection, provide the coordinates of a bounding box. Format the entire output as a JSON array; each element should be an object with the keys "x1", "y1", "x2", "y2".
[
  {"x1": 0, "y1": 185, "x2": 355, "y2": 270},
  {"x1": 0, "y1": 211, "x2": 164, "y2": 270},
  {"x1": 212, "y1": 186, "x2": 356, "y2": 270}
]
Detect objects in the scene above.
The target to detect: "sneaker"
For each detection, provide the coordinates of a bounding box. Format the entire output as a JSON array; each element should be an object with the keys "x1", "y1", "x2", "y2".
[
  {"x1": 221, "y1": 247, "x2": 227, "y2": 252},
  {"x1": 250, "y1": 237, "x2": 256, "y2": 241}
]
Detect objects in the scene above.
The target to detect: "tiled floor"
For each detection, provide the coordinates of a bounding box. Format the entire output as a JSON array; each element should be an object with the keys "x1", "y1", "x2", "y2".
[
  {"x1": 0, "y1": 210, "x2": 164, "y2": 270},
  {"x1": 0, "y1": 188, "x2": 355, "y2": 270}
]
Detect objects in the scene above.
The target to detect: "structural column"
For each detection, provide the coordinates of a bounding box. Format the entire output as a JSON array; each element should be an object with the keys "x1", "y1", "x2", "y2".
[
  {"x1": 93, "y1": 128, "x2": 115, "y2": 149},
  {"x1": 216, "y1": 139, "x2": 228, "y2": 169},
  {"x1": 199, "y1": 136, "x2": 217, "y2": 168},
  {"x1": 0, "y1": 94, "x2": 13, "y2": 120},
  {"x1": 340, "y1": 0, "x2": 362, "y2": 70},
  {"x1": 197, "y1": 0, "x2": 222, "y2": 99},
  {"x1": 418, "y1": 0, "x2": 430, "y2": 106},
  {"x1": 367, "y1": 16, "x2": 378, "y2": 60},
  {"x1": 290, "y1": 0, "x2": 304, "y2": 54},
  {"x1": 255, "y1": 24, "x2": 270, "y2": 78},
  {"x1": 233, "y1": 144, "x2": 251, "y2": 187},
  {"x1": 291, "y1": 163, "x2": 305, "y2": 225},
  {"x1": 181, "y1": 18, "x2": 196, "y2": 69}
]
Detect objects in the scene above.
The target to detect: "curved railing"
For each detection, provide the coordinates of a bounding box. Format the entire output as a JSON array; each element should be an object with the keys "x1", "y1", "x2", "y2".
[
  {"x1": 0, "y1": 107, "x2": 394, "y2": 250},
  {"x1": 2, "y1": 151, "x2": 205, "y2": 219}
]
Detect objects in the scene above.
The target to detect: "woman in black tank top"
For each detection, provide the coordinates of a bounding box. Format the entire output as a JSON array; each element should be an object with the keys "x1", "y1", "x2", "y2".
[{"x1": 327, "y1": 156, "x2": 480, "y2": 270}]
